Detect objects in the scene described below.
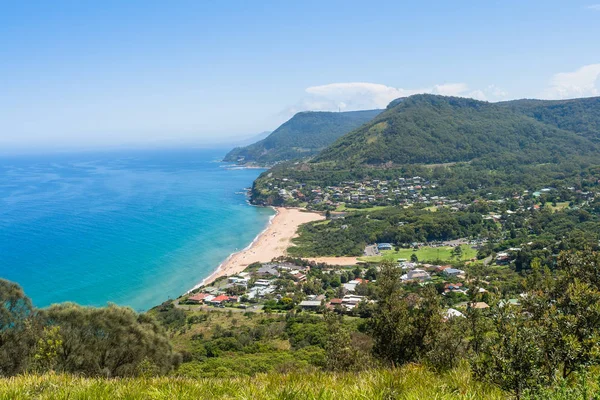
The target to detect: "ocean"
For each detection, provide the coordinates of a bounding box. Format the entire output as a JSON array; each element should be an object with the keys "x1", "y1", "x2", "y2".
[{"x1": 0, "y1": 148, "x2": 274, "y2": 311}]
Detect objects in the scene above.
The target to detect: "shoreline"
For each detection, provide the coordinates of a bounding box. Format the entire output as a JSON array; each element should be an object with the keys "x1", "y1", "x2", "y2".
[{"x1": 188, "y1": 207, "x2": 324, "y2": 292}]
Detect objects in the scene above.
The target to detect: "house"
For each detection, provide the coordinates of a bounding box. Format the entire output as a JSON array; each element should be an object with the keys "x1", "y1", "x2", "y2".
[
  {"x1": 343, "y1": 282, "x2": 358, "y2": 292},
  {"x1": 228, "y1": 276, "x2": 249, "y2": 286},
  {"x1": 401, "y1": 269, "x2": 431, "y2": 282},
  {"x1": 203, "y1": 286, "x2": 220, "y2": 295},
  {"x1": 254, "y1": 279, "x2": 272, "y2": 287},
  {"x1": 444, "y1": 282, "x2": 464, "y2": 293},
  {"x1": 299, "y1": 300, "x2": 322, "y2": 310},
  {"x1": 256, "y1": 264, "x2": 280, "y2": 277},
  {"x1": 329, "y1": 298, "x2": 343, "y2": 306},
  {"x1": 377, "y1": 243, "x2": 393, "y2": 251},
  {"x1": 206, "y1": 295, "x2": 233, "y2": 305},
  {"x1": 292, "y1": 272, "x2": 307, "y2": 282},
  {"x1": 435, "y1": 265, "x2": 451, "y2": 273},
  {"x1": 187, "y1": 293, "x2": 214, "y2": 304},
  {"x1": 247, "y1": 286, "x2": 274, "y2": 299},
  {"x1": 348, "y1": 278, "x2": 368, "y2": 286},
  {"x1": 341, "y1": 295, "x2": 365, "y2": 310},
  {"x1": 445, "y1": 308, "x2": 465, "y2": 319},
  {"x1": 443, "y1": 268, "x2": 465, "y2": 277}
]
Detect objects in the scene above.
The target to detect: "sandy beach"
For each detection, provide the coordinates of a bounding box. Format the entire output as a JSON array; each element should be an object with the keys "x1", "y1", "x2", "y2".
[{"x1": 197, "y1": 207, "x2": 324, "y2": 287}]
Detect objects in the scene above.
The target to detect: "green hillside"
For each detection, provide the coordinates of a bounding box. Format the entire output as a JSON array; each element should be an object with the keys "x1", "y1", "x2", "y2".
[
  {"x1": 499, "y1": 96, "x2": 600, "y2": 139},
  {"x1": 313, "y1": 94, "x2": 598, "y2": 165},
  {"x1": 223, "y1": 109, "x2": 381, "y2": 164}
]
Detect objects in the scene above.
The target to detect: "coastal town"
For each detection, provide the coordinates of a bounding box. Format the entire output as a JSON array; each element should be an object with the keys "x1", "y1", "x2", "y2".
[
  {"x1": 174, "y1": 169, "x2": 600, "y2": 321},
  {"x1": 253, "y1": 172, "x2": 598, "y2": 213},
  {"x1": 178, "y1": 243, "x2": 515, "y2": 320}
]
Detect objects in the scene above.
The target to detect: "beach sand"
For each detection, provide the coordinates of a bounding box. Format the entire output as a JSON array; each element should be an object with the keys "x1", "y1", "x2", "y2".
[{"x1": 198, "y1": 207, "x2": 324, "y2": 287}]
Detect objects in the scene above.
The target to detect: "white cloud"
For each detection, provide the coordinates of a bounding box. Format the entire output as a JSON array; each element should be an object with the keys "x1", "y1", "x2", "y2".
[
  {"x1": 432, "y1": 83, "x2": 469, "y2": 96},
  {"x1": 467, "y1": 90, "x2": 487, "y2": 101},
  {"x1": 541, "y1": 63, "x2": 600, "y2": 99},
  {"x1": 304, "y1": 82, "x2": 424, "y2": 110},
  {"x1": 586, "y1": 4, "x2": 600, "y2": 10},
  {"x1": 280, "y1": 81, "x2": 507, "y2": 116}
]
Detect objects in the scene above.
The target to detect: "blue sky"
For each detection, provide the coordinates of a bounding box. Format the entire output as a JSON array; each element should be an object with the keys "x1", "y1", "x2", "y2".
[{"x1": 1, "y1": 1, "x2": 599, "y2": 151}]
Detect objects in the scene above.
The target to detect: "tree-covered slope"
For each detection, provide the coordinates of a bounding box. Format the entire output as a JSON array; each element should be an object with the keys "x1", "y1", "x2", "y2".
[
  {"x1": 313, "y1": 94, "x2": 598, "y2": 165},
  {"x1": 498, "y1": 96, "x2": 600, "y2": 140},
  {"x1": 223, "y1": 109, "x2": 381, "y2": 164}
]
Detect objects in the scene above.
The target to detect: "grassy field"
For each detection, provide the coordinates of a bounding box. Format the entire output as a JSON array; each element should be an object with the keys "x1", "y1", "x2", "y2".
[
  {"x1": 546, "y1": 201, "x2": 570, "y2": 212},
  {"x1": 0, "y1": 365, "x2": 505, "y2": 399},
  {"x1": 334, "y1": 204, "x2": 392, "y2": 212},
  {"x1": 358, "y1": 245, "x2": 477, "y2": 263}
]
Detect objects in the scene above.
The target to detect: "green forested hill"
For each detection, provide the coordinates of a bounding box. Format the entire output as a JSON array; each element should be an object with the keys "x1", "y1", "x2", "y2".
[
  {"x1": 498, "y1": 96, "x2": 600, "y2": 139},
  {"x1": 313, "y1": 94, "x2": 599, "y2": 165},
  {"x1": 223, "y1": 109, "x2": 381, "y2": 164}
]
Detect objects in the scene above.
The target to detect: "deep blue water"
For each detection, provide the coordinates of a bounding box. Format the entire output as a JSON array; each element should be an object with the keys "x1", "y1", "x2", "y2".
[{"x1": 0, "y1": 148, "x2": 273, "y2": 311}]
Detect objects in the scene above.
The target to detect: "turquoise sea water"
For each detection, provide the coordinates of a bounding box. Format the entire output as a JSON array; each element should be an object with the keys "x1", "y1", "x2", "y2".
[{"x1": 0, "y1": 148, "x2": 274, "y2": 311}]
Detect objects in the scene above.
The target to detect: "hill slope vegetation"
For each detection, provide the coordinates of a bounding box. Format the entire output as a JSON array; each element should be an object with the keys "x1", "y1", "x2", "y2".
[
  {"x1": 313, "y1": 94, "x2": 599, "y2": 165},
  {"x1": 498, "y1": 96, "x2": 600, "y2": 139},
  {"x1": 224, "y1": 109, "x2": 381, "y2": 164}
]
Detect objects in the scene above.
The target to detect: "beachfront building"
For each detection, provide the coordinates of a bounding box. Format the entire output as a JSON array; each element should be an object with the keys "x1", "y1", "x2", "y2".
[
  {"x1": 187, "y1": 293, "x2": 215, "y2": 304},
  {"x1": 206, "y1": 295, "x2": 235, "y2": 305}
]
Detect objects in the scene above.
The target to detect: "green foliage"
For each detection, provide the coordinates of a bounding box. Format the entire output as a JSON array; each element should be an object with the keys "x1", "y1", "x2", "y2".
[
  {"x1": 224, "y1": 109, "x2": 381, "y2": 164},
  {"x1": 0, "y1": 279, "x2": 37, "y2": 376},
  {"x1": 500, "y1": 96, "x2": 600, "y2": 138},
  {"x1": 315, "y1": 94, "x2": 597, "y2": 165},
  {"x1": 370, "y1": 263, "x2": 443, "y2": 366},
  {"x1": 40, "y1": 303, "x2": 177, "y2": 377},
  {"x1": 473, "y1": 304, "x2": 548, "y2": 398},
  {"x1": 323, "y1": 312, "x2": 369, "y2": 372},
  {"x1": 289, "y1": 207, "x2": 487, "y2": 257},
  {"x1": 32, "y1": 326, "x2": 63, "y2": 372}
]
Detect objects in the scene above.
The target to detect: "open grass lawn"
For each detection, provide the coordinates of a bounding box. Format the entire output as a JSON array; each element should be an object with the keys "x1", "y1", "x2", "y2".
[
  {"x1": 0, "y1": 365, "x2": 505, "y2": 399},
  {"x1": 334, "y1": 203, "x2": 392, "y2": 212},
  {"x1": 358, "y1": 244, "x2": 477, "y2": 263},
  {"x1": 546, "y1": 201, "x2": 570, "y2": 212}
]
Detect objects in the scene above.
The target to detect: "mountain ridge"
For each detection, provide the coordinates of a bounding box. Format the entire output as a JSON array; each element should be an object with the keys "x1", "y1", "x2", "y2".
[
  {"x1": 223, "y1": 109, "x2": 382, "y2": 164},
  {"x1": 312, "y1": 94, "x2": 600, "y2": 166}
]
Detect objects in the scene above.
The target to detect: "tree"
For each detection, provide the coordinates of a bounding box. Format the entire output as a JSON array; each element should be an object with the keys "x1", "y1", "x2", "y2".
[
  {"x1": 452, "y1": 245, "x2": 463, "y2": 260},
  {"x1": 410, "y1": 253, "x2": 419, "y2": 263},
  {"x1": 525, "y1": 250, "x2": 600, "y2": 379},
  {"x1": 40, "y1": 303, "x2": 178, "y2": 377},
  {"x1": 323, "y1": 312, "x2": 364, "y2": 371},
  {"x1": 32, "y1": 326, "x2": 63, "y2": 372},
  {"x1": 473, "y1": 305, "x2": 547, "y2": 399},
  {"x1": 364, "y1": 266, "x2": 378, "y2": 281},
  {"x1": 0, "y1": 279, "x2": 37, "y2": 376},
  {"x1": 370, "y1": 263, "x2": 441, "y2": 365}
]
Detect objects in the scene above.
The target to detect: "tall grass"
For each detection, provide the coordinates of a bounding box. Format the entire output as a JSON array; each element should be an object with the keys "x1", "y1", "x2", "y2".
[{"x1": 0, "y1": 365, "x2": 504, "y2": 399}]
